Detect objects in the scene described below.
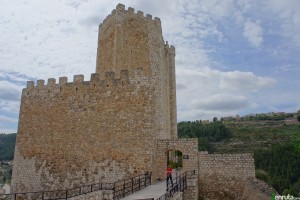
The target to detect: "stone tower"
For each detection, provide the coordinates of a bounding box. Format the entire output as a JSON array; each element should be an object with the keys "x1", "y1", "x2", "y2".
[
  {"x1": 11, "y1": 4, "x2": 177, "y2": 193},
  {"x1": 96, "y1": 4, "x2": 177, "y2": 138}
]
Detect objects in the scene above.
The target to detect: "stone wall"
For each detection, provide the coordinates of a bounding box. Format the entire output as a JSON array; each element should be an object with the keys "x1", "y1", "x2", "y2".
[
  {"x1": 198, "y1": 151, "x2": 255, "y2": 199},
  {"x1": 198, "y1": 151, "x2": 255, "y2": 178},
  {"x1": 11, "y1": 4, "x2": 177, "y2": 193},
  {"x1": 183, "y1": 171, "x2": 198, "y2": 200},
  {"x1": 12, "y1": 72, "x2": 158, "y2": 192},
  {"x1": 154, "y1": 139, "x2": 198, "y2": 181}
]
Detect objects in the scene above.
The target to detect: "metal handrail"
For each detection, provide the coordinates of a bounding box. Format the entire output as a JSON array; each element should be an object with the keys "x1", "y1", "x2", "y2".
[
  {"x1": 156, "y1": 171, "x2": 195, "y2": 200},
  {"x1": 0, "y1": 172, "x2": 152, "y2": 200},
  {"x1": 113, "y1": 172, "x2": 152, "y2": 200}
]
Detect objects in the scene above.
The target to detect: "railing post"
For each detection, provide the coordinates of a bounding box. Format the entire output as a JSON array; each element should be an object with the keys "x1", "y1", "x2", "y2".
[
  {"x1": 42, "y1": 191, "x2": 44, "y2": 200},
  {"x1": 181, "y1": 173, "x2": 183, "y2": 190},
  {"x1": 144, "y1": 174, "x2": 146, "y2": 187},
  {"x1": 66, "y1": 189, "x2": 68, "y2": 200},
  {"x1": 182, "y1": 175, "x2": 184, "y2": 191},
  {"x1": 123, "y1": 180, "x2": 125, "y2": 197},
  {"x1": 113, "y1": 182, "x2": 116, "y2": 199},
  {"x1": 138, "y1": 177, "x2": 141, "y2": 190},
  {"x1": 131, "y1": 177, "x2": 134, "y2": 193},
  {"x1": 178, "y1": 175, "x2": 181, "y2": 191}
]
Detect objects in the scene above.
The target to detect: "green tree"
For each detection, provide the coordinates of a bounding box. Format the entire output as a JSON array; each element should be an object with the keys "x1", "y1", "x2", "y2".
[
  {"x1": 0, "y1": 133, "x2": 16, "y2": 161},
  {"x1": 297, "y1": 110, "x2": 300, "y2": 122},
  {"x1": 198, "y1": 138, "x2": 214, "y2": 152},
  {"x1": 254, "y1": 143, "x2": 300, "y2": 194},
  {"x1": 177, "y1": 120, "x2": 231, "y2": 152}
]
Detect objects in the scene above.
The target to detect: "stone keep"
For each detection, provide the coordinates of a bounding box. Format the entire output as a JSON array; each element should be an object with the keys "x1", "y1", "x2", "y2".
[{"x1": 11, "y1": 4, "x2": 177, "y2": 192}]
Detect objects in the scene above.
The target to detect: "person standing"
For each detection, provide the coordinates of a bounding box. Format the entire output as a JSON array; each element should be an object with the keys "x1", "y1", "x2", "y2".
[{"x1": 166, "y1": 165, "x2": 173, "y2": 190}]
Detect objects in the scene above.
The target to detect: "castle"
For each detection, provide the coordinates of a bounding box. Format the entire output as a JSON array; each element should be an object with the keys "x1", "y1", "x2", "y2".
[{"x1": 11, "y1": 4, "x2": 271, "y2": 200}]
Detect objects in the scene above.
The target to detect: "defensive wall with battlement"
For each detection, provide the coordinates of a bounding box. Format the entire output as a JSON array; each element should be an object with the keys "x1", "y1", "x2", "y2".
[
  {"x1": 11, "y1": 3, "x2": 177, "y2": 193},
  {"x1": 11, "y1": 4, "x2": 261, "y2": 200}
]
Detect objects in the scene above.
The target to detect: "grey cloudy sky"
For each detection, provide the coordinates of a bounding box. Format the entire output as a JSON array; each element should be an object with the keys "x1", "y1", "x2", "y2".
[{"x1": 0, "y1": 0, "x2": 300, "y2": 133}]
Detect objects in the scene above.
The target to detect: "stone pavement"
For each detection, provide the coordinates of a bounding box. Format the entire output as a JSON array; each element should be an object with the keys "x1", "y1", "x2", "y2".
[{"x1": 120, "y1": 180, "x2": 167, "y2": 200}]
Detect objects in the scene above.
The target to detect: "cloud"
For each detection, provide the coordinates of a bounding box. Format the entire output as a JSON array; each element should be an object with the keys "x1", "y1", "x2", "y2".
[
  {"x1": 176, "y1": 68, "x2": 276, "y2": 121},
  {"x1": 264, "y1": 0, "x2": 300, "y2": 45},
  {"x1": 0, "y1": 81, "x2": 22, "y2": 101},
  {"x1": 219, "y1": 71, "x2": 276, "y2": 92},
  {"x1": 0, "y1": 114, "x2": 18, "y2": 133},
  {"x1": 0, "y1": 115, "x2": 17, "y2": 123},
  {"x1": 0, "y1": 77, "x2": 20, "y2": 134},
  {"x1": 192, "y1": 94, "x2": 249, "y2": 111},
  {"x1": 0, "y1": 72, "x2": 33, "y2": 83},
  {"x1": 243, "y1": 20, "x2": 263, "y2": 48},
  {"x1": 0, "y1": 101, "x2": 21, "y2": 113},
  {"x1": 197, "y1": 0, "x2": 234, "y2": 19},
  {"x1": 176, "y1": 68, "x2": 275, "y2": 94},
  {"x1": 176, "y1": 83, "x2": 187, "y2": 91}
]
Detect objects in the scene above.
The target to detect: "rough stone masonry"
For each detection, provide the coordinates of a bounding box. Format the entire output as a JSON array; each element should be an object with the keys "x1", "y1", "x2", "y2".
[
  {"x1": 11, "y1": 4, "x2": 267, "y2": 200},
  {"x1": 11, "y1": 3, "x2": 177, "y2": 193}
]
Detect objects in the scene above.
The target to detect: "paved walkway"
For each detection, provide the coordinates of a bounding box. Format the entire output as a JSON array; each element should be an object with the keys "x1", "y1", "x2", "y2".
[{"x1": 120, "y1": 180, "x2": 167, "y2": 200}]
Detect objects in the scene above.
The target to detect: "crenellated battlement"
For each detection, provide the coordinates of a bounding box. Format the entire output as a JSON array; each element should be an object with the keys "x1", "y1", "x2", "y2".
[
  {"x1": 23, "y1": 70, "x2": 132, "y2": 97},
  {"x1": 164, "y1": 42, "x2": 176, "y2": 56},
  {"x1": 26, "y1": 71, "x2": 130, "y2": 88},
  {"x1": 99, "y1": 3, "x2": 161, "y2": 29}
]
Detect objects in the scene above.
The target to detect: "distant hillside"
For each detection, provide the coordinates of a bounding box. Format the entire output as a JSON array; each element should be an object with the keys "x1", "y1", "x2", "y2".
[
  {"x1": 0, "y1": 133, "x2": 16, "y2": 161},
  {"x1": 178, "y1": 119, "x2": 300, "y2": 196},
  {"x1": 213, "y1": 120, "x2": 300, "y2": 153},
  {"x1": 178, "y1": 118, "x2": 300, "y2": 154}
]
